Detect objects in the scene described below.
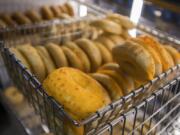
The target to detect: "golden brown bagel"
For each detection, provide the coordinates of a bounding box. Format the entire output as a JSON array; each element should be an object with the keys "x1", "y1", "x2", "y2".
[
  {"x1": 64, "y1": 3, "x2": 74, "y2": 16},
  {"x1": 40, "y1": 6, "x2": 54, "y2": 20},
  {"x1": 46, "y1": 43, "x2": 68, "y2": 68},
  {"x1": 10, "y1": 47, "x2": 31, "y2": 71},
  {"x1": 122, "y1": 29, "x2": 131, "y2": 39},
  {"x1": 91, "y1": 19, "x2": 122, "y2": 35},
  {"x1": 36, "y1": 46, "x2": 56, "y2": 75},
  {"x1": 59, "y1": 4, "x2": 69, "y2": 14},
  {"x1": 165, "y1": 45, "x2": 180, "y2": 65},
  {"x1": 99, "y1": 63, "x2": 120, "y2": 71},
  {"x1": 131, "y1": 38, "x2": 163, "y2": 76},
  {"x1": 138, "y1": 35, "x2": 174, "y2": 71},
  {"x1": 108, "y1": 34, "x2": 125, "y2": 46},
  {"x1": 76, "y1": 38, "x2": 102, "y2": 72},
  {"x1": 50, "y1": 6, "x2": 62, "y2": 17},
  {"x1": 58, "y1": 13, "x2": 71, "y2": 19},
  {"x1": 1, "y1": 15, "x2": 17, "y2": 26},
  {"x1": 65, "y1": 42, "x2": 91, "y2": 73},
  {"x1": 62, "y1": 46, "x2": 84, "y2": 71},
  {"x1": 25, "y1": 10, "x2": 42, "y2": 23},
  {"x1": 98, "y1": 69, "x2": 134, "y2": 95},
  {"x1": 43, "y1": 67, "x2": 111, "y2": 120},
  {"x1": 90, "y1": 73, "x2": 123, "y2": 100},
  {"x1": 96, "y1": 36, "x2": 115, "y2": 51},
  {"x1": 4, "y1": 87, "x2": 24, "y2": 105},
  {"x1": 12, "y1": 12, "x2": 32, "y2": 25},
  {"x1": 107, "y1": 13, "x2": 135, "y2": 29},
  {"x1": 17, "y1": 44, "x2": 46, "y2": 81},
  {"x1": 94, "y1": 41, "x2": 113, "y2": 64},
  {"x1": 112, "y1": 41, "x2": 155, "y2": 81},
  {"x1": 0, "y1": 19, "x2": 6, "y2": 27}
]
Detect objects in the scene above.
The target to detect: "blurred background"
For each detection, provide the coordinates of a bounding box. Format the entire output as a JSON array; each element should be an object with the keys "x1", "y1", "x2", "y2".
[{"x1": 0, "y1": 0, "x2": 179, "y2": 135}]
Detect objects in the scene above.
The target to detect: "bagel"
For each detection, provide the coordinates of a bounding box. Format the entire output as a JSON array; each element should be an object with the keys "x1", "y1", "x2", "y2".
[
  {"x1": 94, "y1": 41, "x2": 113, "y2": 64},
  {"x1": 107, "y1": 13, "x2": 135, "y2": 29},
  {"x1": 96, "y1": 36, "x2": 115, "y2": 51},
  {"x1": 46, "y1": 43, "x2": 68, "y2": 68},
  {"x1": 58, "y1": 13, "x2": 71, "y2": 19},
  {"x1": 138, "y1": 35, "x2": 174, "y2": 71},
  {"x1": 76, "y1": 38, "x2": 102, "y2": 72},
  {"x1": 108, "y1": 34, "x2": 125, "y2": 46},
  {"x1": 64, "y1": 3, "x2": 74, "y2": 16},
  {"x1": 50, "y1": 6, "x2": 62, "y2": 17},
  {"x1": 10, "y1": 47, "x2": 31, "y2": 71},
  {"x1": 112, "y1": 41, "x2": 155, "y2": 81},
  {"x1": 43, "y1": 67, "x2": 111, "y2": 120},
  {"x1": 40, "y1": 6, "x2": 54, "y2": 20},
  {"x1": 36, "y1": 46, "x2": 56, "y2": 75},
  {"x1": 99, "y1": 63, "x2": 120, "y2": 71},
  {"x1": 1, "y1": 15, "x2": 17, "y2": 26},
  {"x1": 17, "y1": 44, "x2": 46, "y2": 81},
  {"x1": 98, "y1": 69, "x2": 134, "y2": 95},
  {"x1": 59, "y1": 4, "x2": 69, "y2": 14},
  {"x1": 165, "y1": 45, "x2": 180, "y2": 65},
  {"x1": 0, "y1": 19, "x2": 6, "y2": 27},
  {"x1": 65, "y1": 42, "x2": 91, "y2": 73},
  {"x1": 91, "y1": 19, "x2": 122, "y2": 35},
  {"x1": 62, "y1": 46, "x2": 84, "y2": 71},
  {"x1": 90, "y1": 73, "x2": 123, "y2": 100},
  {"x1": 12, "y1": 12, "x2": 31, "y2": 25},
  {"x1": 25, "y1": 10, "x2": 42, "y2": 23},
  {"x1": 131, "y1": 38, "x2": 163, "y2": 76},
  {"x1": 4, "y1": 87, "x2": 24, "y2": 105},
  {"x1": 122, "y1": 29, "x2": 131, "y2": 39}
]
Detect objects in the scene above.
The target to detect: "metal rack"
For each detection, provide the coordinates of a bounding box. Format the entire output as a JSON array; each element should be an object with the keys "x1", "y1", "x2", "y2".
[
  {"x1": 0, "y1": 23, "x2": 180, "y2": 135},
  {"x1": 0, "y1": 0, "x2": 108, "y2": 41}
]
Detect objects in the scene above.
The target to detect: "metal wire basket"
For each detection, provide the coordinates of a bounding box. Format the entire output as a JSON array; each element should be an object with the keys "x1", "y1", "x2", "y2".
[
  {"x1": 0, "y1": 24, "x2": 180, "y2": 135},
  {"x1": 0, "y1": 0, "x2": 107, "y2": 41}
]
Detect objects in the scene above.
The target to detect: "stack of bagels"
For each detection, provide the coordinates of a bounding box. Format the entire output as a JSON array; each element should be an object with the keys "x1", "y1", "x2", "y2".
[
  {"x1": 9, "y1": 13, "x2": 180, "y2": 135},
  {"x1": 0, "y1": 3, "x2": 74, "y2": 27}
]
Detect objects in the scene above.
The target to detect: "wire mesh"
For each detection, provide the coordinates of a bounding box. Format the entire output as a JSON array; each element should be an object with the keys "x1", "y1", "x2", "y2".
[{"x1": 0, "y1": 24, "x2": 180, "y2": 135}]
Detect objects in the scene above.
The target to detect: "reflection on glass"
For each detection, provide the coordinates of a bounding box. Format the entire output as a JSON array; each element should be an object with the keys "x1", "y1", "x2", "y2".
[
  {"x1": 129, "y1": 0, "x2": 144, "y2": 37},
  {"x1": 79, "y1": 5, "x2": 87, "y2": 17}
]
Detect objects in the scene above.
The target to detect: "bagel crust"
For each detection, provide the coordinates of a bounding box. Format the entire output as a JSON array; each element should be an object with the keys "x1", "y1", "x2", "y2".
[
  {"x1": 90, "y1": 73, "x2": 123, "y2": 100},
  {"x1": 46, "y1": 43, "x2": 68, "y2": 68},
  {"x1": 138, "y1": 35, "x2": 174, "y2": 71},
  {"x1": 112, "y1": 41, "x2": 155, "y2": 81},
  {"x1": 10, "y1": 47, "x2": 31, "y2": 71},
  {"x1": 76, "y1": 38, "x2": 102, "y2": 72},
  {"x1": 43, "y1": 67, "x2": 111, "y2": 120},
  {"x1": 165, "y1": 45, "x2": 180, "y2": 65},
  {"x1": 17, "y1": 44, "x2": 46, "y2": 81},
  {"x1": 65, "y1": 42, "x2": 91, "y2": 72},
  {"x1": 131, "y1": 38, "x2": 162, "y2": 76}
]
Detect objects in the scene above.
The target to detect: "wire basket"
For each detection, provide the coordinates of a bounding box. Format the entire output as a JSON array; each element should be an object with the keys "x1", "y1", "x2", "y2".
[
  {"x1": 0, "y1": 0, "x2": 108, "y2": 41},
  {"x1": 0, "y1": 24, "x2": 180, "y2": 135}
]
